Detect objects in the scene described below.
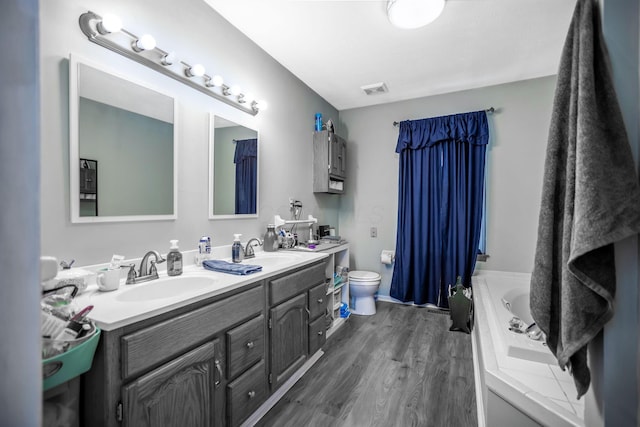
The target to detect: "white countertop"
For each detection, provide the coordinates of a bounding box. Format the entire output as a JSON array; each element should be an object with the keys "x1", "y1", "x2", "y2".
[{"x1": 72, "y1": 250, "x2": 328, "y2": 331}]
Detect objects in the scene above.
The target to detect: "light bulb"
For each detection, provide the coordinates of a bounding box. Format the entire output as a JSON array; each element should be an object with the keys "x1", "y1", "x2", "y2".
[
  {"x1": 161, "y1": 51, "x2": 176, "y2": 66},
  {"x1": 212, "y1": 75, "x2": 224, "y2": 87},
  {"x1": 185, "y1": 63, "x2": 205, "y2": 77},
  {"x1": 132, "y1": 34, "x2": 156, "y2": 52},
  {"x1": 97, "y1": 13, "x2": 122, "y2": 34},
  {"x1": 243, "y1": 93, "x2": 255, "y2": 104},
  {"x1": 205, "y1": 74, "x2": 224, "y2": 88},
  {"x1": 254, "y1": 100, "x2": 268, "y2": 111},
  {"x1": 229, "y1": 85, "x2": 242, "y2": 96}
]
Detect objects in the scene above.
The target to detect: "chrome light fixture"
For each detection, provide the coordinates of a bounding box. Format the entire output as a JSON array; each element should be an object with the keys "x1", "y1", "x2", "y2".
[
  {"x1": 78, "y1": 11, "x2": 268, "y2": 115},
  {"x1": 387, "y1": 0, "x2": 445, "y2": 29}
]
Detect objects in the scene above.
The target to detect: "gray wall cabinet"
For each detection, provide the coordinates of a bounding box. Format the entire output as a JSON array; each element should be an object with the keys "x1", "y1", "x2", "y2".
[{"x1": 313, "y1": 130, "x2": 346, "y2": 194}]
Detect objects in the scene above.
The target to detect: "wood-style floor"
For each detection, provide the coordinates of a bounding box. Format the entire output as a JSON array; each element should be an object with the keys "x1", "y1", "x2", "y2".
[{"x1": 257, "y1": 301, "x2": 477, "y2": 427}]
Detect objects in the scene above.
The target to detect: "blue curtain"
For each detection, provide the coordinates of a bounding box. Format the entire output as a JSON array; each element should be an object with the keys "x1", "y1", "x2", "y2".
[
  {"x1": 234, "y1": 138, "x2": 257, "y2": 214},
  {"x1": 390, "y1": 111, "x2": 488, "y2": 308}
]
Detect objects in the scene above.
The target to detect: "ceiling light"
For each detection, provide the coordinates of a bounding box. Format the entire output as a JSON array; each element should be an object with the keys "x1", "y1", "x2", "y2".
[{"x1": 387, "y1": 0, "x2": 445, "y2": 29}]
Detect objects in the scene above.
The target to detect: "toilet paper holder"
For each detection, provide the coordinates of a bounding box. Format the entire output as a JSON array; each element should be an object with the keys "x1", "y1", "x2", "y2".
[{"x1": 381, "y1": 250, "x2": 395, "y2": 265}]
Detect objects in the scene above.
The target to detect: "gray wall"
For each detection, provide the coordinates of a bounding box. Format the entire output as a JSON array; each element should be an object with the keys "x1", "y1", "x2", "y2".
[
  {"x1": 1, "y1": 0, "x2": 41, "y2": 425},
  {"x1": 79, "y1": 98, "x2": 174, "y2": 216},
  {"x1": 337, "y1": 76, "x2": 556, "y2": 296},
  {"x1": 40, "y1": 0, "x2": 339, "y2": 265}
]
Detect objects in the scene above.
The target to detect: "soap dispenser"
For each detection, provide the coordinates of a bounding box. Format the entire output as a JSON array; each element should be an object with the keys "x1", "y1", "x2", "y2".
[
  {"x1": 167, "y1": 240, "x2": 183, "y2": 276},
  {"x1": 232, "y1": 234, "x2": 243, "y2": 263}
]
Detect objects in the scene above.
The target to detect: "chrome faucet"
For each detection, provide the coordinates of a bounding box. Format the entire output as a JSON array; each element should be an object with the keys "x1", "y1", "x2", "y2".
[
  {"x1": 244, "y1": 238, "x2": 263, "y2": 259},
  {"x1": 125, "y1": 250, "x2": 166, "y2": 284}
]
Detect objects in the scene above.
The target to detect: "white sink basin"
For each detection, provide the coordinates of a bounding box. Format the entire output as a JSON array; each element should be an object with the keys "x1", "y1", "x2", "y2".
[{"x1": 114, "y1": 275, "x2": 219, "y2": 302}]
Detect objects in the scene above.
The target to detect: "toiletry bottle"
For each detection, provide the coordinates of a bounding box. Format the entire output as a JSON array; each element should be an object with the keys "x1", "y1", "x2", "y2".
[
  {"x1": 232, "y1": 234, "x2": 243, "y2": 263},
  {"x1": 315, "y1": 113, "x2": 322, "y2": 131},
  {"x1": 263, "y1": 225, "x2": 278, "y2": 252},
  {"x1": 167, "y1": 240, "x2": 183, "y2": 276}
]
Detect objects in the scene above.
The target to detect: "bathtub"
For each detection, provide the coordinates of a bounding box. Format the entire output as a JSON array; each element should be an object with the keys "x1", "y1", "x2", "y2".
[{"x1": 471, "y1": 270, "x2": 585, "y2": 427}]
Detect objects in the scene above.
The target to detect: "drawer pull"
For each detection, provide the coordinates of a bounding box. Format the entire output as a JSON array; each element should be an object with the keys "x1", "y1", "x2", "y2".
[
  {"x1": 317, "y1": 331, "x2": 323, "y2": 336},
  {"x1": 317, "y1": 298, "x2": 323, "y2": 304},
  {"x1": 248, "y1": 390, "x2": 256, "y2": 399},
  {"x1": 246, "y1": 341, "x2": 255, "y2": 349}
]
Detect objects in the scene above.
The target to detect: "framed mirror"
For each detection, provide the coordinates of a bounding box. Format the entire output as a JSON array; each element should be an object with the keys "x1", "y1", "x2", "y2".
[
  {"x1": 69, "y1": 54, "x2": 178, "y2": 223},
  {"x1": 209, "y1": 114, "x2": 259, "y2": 219}
]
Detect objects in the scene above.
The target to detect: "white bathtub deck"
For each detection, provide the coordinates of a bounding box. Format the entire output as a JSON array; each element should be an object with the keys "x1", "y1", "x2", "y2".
[{"x1": 472, "y1": 270, "x2": 585, "y2": 427}]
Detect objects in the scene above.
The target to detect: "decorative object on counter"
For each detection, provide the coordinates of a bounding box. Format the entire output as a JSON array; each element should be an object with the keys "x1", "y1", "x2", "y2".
[
  {"x1": 96, "y1": 268, "x2": 120, "y2": 292},
  {"x1": 202, "y1": 259, "x2": 262, "y2": 276},
  {"x1": 448, "y1": 276, "x2": 473, "y2": 334},
  {"x1": 166, "y1": 240, "x2": 183, "y2": 276},
  {"x1": 78, "y1": 11, "x2": 267, "y2": 115},
  {"x1": 232, "y1": 234, "x2": 244, "y2": 263},
  {"x1": 196, "y1": 236, "x2": 211, "y2": 266},
  {"x1": 263, "y1": 224, "x2": 278, "y2": 252}
]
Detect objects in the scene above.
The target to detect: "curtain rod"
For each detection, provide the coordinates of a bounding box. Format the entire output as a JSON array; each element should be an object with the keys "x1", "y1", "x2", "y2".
[{"x1": 393, "y1": 107, "x2": 495, "y2": 127}]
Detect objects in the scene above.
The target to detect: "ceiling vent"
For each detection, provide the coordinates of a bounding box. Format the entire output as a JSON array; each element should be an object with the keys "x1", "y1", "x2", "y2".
[{"x1": 361, "y1": 82, "x2": 388, "y2": 95}]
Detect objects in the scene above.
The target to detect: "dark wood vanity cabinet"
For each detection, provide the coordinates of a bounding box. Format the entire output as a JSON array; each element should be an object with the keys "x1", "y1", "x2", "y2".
[
  {"x1": 267, "y1": 262, "x2": 327, "y2": 391},
  {"x1": 82, "y1": 259, "x2": 328, "y2": 427},
  {"x1": 122, "y1": 339, "x2": 224, "y2": 427},
  {"x1": 83, "y1": 284, "x2": 264, "y2": 427}
]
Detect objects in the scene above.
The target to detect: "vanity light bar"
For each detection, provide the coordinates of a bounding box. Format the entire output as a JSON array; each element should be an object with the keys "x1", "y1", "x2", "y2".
[{"x1": 78, "y1": 11, "x2": 267, "y2": 115}]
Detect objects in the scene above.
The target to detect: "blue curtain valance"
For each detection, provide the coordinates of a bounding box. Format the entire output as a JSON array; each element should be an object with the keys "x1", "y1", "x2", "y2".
[
  {"x1": 395, "y1": 110, "x2": 489, "y2": 152},
  {"x1": 234, "y1": 138, "x2": 257, "y2": 163}
]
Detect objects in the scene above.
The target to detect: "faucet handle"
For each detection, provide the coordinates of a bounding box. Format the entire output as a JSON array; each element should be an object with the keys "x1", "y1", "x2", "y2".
[{"x1": 123, "y1": 264, "x2": 137, "y2": 284}]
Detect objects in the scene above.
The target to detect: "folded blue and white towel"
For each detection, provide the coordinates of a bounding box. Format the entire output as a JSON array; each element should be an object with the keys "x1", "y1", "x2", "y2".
[{"x1": 202, "y1": 259, "x2": 262, "y2": 276}]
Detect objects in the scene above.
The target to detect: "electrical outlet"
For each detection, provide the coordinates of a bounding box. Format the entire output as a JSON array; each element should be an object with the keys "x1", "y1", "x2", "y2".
[{"x1": 370, "y1": 227, "x2": 377, "y2": 238}]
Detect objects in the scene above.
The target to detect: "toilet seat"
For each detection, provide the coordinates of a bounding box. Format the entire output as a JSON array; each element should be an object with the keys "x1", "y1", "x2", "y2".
[{"x1": 349, "y1": 271, "x2": 381, "y2": 282}]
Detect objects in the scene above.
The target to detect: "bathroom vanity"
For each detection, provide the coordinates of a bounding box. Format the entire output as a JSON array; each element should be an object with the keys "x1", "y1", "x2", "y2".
[{"x1": 79, "y1": 254, "x2": 328, "y2": 427}]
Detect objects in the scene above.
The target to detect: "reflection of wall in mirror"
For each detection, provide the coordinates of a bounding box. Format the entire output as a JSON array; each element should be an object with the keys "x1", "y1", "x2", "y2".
[
  {"x1": 79, "y1": 97, "x2": 174, "y2": 216},
  {"x1": 213, "y1": 125, "x2": 257, "y2": 215}
]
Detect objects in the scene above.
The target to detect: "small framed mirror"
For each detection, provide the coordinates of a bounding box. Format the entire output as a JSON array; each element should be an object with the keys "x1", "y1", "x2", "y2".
[
  {"x1": 69, "y1": 54, "x2": 178, "y2": 223},
  {"x1": 209, "y1": 114, "x2": 259, "y2": 219}
]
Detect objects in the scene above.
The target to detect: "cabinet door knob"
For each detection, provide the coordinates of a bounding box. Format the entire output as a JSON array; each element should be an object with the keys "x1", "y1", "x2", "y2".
[
  {"x1": 317, "y1": 298, "x2": 323, "y2": 304},
  {"x1": 317, "y1": 331, "x2": 323, "y2": 336},
  {"x1": 246, "y1": 341, "x2": 254, "y2": 349},
  {"x1": 248, "y1": 390, "x2": 256, "y2": 399}
]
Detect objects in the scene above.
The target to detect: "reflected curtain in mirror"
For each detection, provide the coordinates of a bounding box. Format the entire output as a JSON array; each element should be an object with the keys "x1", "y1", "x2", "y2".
[
  {"x1": 234, "y1": 138, "x2": 257, "y2": 214},
  {"x1": 210, "y1": 114, "x2": 258, "y2": 218}
]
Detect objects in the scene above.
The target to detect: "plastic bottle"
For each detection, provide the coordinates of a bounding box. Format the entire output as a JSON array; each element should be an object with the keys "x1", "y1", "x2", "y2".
[
  {"x1": 232, "y1": 234, "x2": 243, "y2": 263},
  {"x1": 315, "y1": 113, "x2": 323, "y2": 132},
  {"x1": 167, "y1": 240, "x2": 183, "y2": 276},
  {"x1": 263, "y1": 225, "x2": 278, "y2": 252}
]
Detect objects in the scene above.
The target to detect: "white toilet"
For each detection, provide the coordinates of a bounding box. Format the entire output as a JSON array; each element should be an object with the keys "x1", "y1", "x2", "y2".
[{"x1": 349, "y1": 271, "x2": 382, "y2": 315}]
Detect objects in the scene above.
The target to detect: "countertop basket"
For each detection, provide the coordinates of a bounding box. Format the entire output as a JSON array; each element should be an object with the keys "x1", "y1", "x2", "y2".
[{"x1": 42, "y1": 325, "x2": 101, "y2": 391}]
